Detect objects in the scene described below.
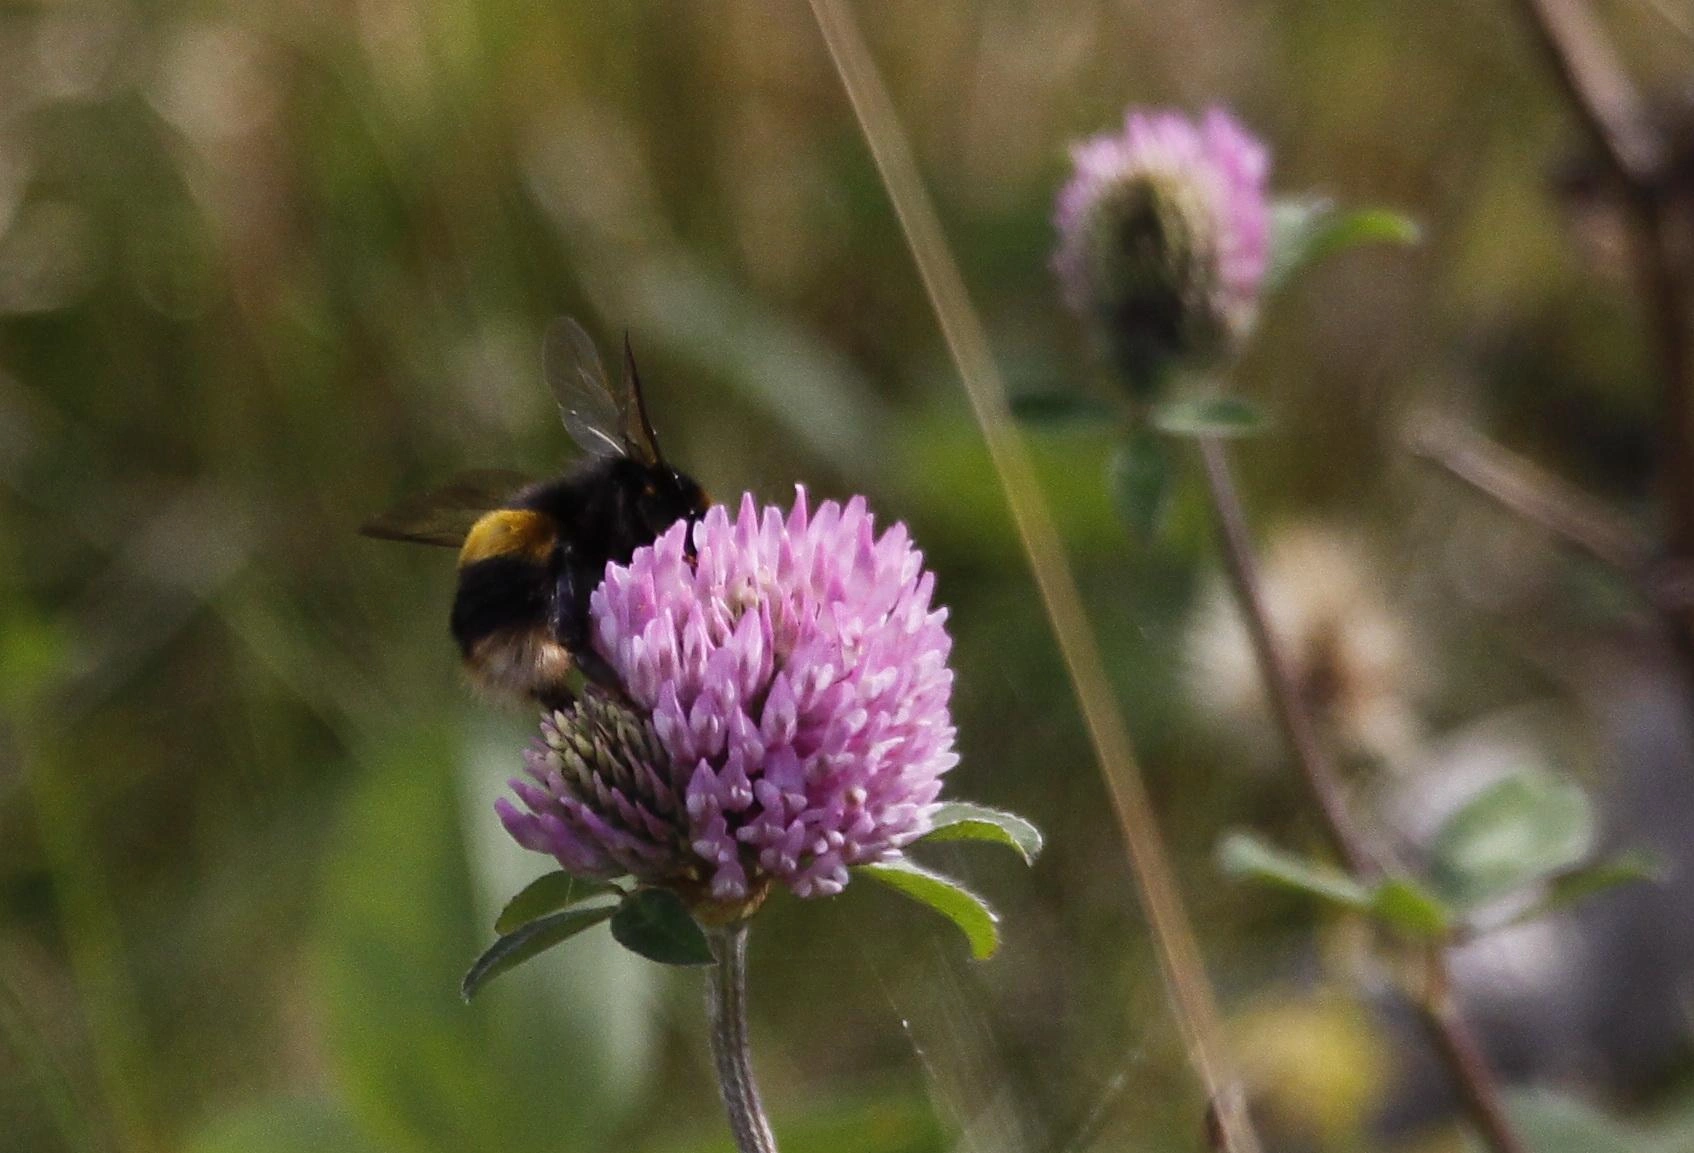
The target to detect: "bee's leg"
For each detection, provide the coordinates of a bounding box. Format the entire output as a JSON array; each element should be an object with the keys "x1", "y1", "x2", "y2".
[
  {"x1": 553, "y1": 554, "x2": 622, "y2": 694},
  {"x1": 682, "y1": 507, "x2": 704, "y2": 563},
  {"x1": 535, "y1": 685, "x2": 576, "y2": 713}
]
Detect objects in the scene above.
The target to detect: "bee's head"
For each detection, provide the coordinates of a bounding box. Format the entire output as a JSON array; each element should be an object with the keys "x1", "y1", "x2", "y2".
[{"x1": 637, "y1": 466, "x2": 709, "y2": 537}]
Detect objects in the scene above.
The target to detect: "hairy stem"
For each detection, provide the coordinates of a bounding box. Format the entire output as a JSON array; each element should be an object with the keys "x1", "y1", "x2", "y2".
[
  {"x1": 806, "y1": 3, "x2": 1262, "y2": 1149},
  {"x1": 706, "y1": 922, "x2": 778, "y2": 1153},
  {"x1": 1196, "y1": 437, "x2": 1528, "y2": 1153}
]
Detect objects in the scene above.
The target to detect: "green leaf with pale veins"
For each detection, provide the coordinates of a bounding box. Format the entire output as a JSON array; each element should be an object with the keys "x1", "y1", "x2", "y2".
[
  {"x1": 1267, "y1": 196, "x2": 1421, "y2": 291},
  {"x1": 855, "y1": 859, "x2": 1001, "y2": 960},
  {"x1": 921, "y1": 802, "x2": 1043, "y2": 865},
  {"x1": 461, "y1": 905, "x2": 618, "y2": 1001},
  {"x1": 1150, "y1": 396, "x2": 1264, "y2": 438},
  {"x1": 609, "y1": 889, "x2": 715, "y2": 966},
  {"x1": 1429, "y1": 770, "x2": 1595, "y2": 909},
  {"x1": 495, "y1": 872, "x2": 624, "y2": 934},
  {"x1": 1217, "y1": 832, "x2": 1373, "y2": 910}
]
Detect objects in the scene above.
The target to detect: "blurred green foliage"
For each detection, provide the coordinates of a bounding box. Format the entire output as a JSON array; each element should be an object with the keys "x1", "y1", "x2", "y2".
[{"x1": 1, "y1": 2, "x2": 1688, "y2": 1152}]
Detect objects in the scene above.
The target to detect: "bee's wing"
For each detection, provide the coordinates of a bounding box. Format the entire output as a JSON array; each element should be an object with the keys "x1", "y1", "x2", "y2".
[
  {"x1": 544, "y1": 316, "x2": 667, "y2": 466},
  {"x1": 359, "y1": 468, "x2": 534, "y2": 548},
  {"x1": 544, "y1": 317, "x2": 632, "y2": 461}
]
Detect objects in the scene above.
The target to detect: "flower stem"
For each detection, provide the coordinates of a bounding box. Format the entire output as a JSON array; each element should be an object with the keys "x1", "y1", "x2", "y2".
[
  {"x1": 1194, "y1": 438, "x2": 1374, "y2": 875},
  {"x1": 705, "y1": 922, "x2": 778, "y2": 1153},
  {"x1": 1196, "y1": 435, "x2": 1529, "y2": 1153}
]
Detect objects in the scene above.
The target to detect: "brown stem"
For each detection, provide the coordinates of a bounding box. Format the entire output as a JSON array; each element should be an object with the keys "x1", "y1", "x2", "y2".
[
  {"x1": 1419, "y1": 954, "x2": 1532, "y2": 1153},
  {"x1": 1196, "y1": 437, "x2": 1528, "y2": 1153},
  {"x1": 1405, "y1": 414, "x2": 1694, "y2": 637},
  {"x1": 1513, "y1": 0, "x2": 1694, "y2": 640},
  {"x1": 1515, "y1": 0, "x2": 1664, "y2": 182},
  {"x1": 1196, "y1": 438, "x2": 1375, "y2": 876},
  {"x1": 1637, "y1": 198, "x2": 1694, "y2": 564},
  {"x1": 1405, "y1": 413, "x2": 1652, "y2": 574}
]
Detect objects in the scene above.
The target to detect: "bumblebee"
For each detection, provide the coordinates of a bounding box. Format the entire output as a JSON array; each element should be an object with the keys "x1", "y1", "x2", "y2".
[{"x1": 362, "y1": 317, "x2": 709, "y2": 707}]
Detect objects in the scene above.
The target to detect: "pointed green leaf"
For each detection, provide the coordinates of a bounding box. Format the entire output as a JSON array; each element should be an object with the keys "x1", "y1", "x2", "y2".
[
  {"x1": 1542, "y1": 853, "x2": 1660, "y2": 907},
  {"x1": 461, "y1": 904, "x2": 618, "y2": 1001},
  {"x1": 1268, "y1": 196, "x2": 1420, "y2": 291},
  {"x1": 1370, "y1": 878, "x2": 1453, "y2": 940},
  {"x1": 494, "y1": 873, "x2": 626, "y2": 934},
  {"x1": 921, "y1": 802, "x2": 1044, "y2": 865},
  {"x1": 855, "y1": 859, "x2": 1001, "y2": 960},
  {"x1": 609, "y1": 889, "x2": 714, "y2": 966},
  {"x1": 1506, "y1": 853, "x2": 1662, "y2": 928},
  {"x1": 1217, "y1": 832, "x2": 1372, "y2": 910},
  {"x1": 1430, "y1": 770, "x2": 1595, "y2": 909},
  {"x1": 1010, "y1": 391, "x2": 1117, "y2": 430},
  {"x1": 1150, "y1": 396, "x2": 1264, "y2": 439},
  {"x1": 1109, "y1": 428, "x2": 1171, "y2": 541},
  {"x1": 494, "y1": 872, "x2": 624, "y2": 934}
]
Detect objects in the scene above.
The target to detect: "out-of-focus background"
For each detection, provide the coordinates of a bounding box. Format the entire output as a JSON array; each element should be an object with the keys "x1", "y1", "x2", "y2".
[{"x1": 4, "y1": 2, "x2": 1694, "y2": 1151}]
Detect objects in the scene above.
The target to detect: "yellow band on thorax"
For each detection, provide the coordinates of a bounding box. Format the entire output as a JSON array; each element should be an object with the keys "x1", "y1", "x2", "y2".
[{"x1": 458, "y1": 508, "x2": 555, "y2": 567}]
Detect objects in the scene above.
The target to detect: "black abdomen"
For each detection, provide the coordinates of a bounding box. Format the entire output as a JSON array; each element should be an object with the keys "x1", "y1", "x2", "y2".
[{"x1": 450, "y1": 554, "x2": 552, "y2": 657}]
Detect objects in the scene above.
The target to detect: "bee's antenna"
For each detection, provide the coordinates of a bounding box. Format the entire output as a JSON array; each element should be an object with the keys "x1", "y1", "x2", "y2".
[{"x1": 623, "y1": 330, "x2": 665, "y2": 464}]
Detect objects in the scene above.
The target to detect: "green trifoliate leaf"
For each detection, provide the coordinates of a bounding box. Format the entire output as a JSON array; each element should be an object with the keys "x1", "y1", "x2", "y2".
[
  {"x1": 1010, "y1": 391, "x2": 1118, "y2": 431},
  {"x1": 1370, "y1": 878, "x2": 1453, "y2": 940},
  {"x1": 920, "y1": 802, "x2": 1044, "y2": 865},
  {"x1": 609, "y1": 888, "x2": 715, "y2": 967},
  {"x1": 1150, "y1": 395, "x2": 1264, "y2": 438},
  {"x1": 855, "y1": 859, "x2": 1001, "y2": 960},
  {"x1": 1267, "y1": 196, "x2": 1421, "y2": 291},
  {"x1": 1429, "y1": 770, "x2": 1595, "y2": 910},
  {"x1": 1217, "y1": 832, "x2": 1373, "y2": 910},
  {"x1": 1109, "y1": 427, "x2": 1172, "y2": 542},
  {"x1": 495, "y1": 872, "x2": 624, "y2": 934},
  {"x1": 461, "y1": 904, "x2": 618, "y2": 1001}
]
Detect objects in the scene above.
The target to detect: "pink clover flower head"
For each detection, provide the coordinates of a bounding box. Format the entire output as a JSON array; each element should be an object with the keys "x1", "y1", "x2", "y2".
[
  {"x1": 497, "y1": 489, "x2": 958, "y2": 906},
  {"x1": 1053, "y1": 107, "x2": 1270, "y2": 383}
]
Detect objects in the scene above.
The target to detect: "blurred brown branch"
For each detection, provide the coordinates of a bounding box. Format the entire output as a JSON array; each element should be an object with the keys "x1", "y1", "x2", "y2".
[
  {"x1": 1518, "y1": 0, "x2": 1665, "y2": 181},
  {"x1": 1406, "y1": 413, "x2": 1652, "y2": 574},
  {"x1": 1514, "y1": 0, "x2": 1694, "y2": 641},
  {"x1": 1197, "y1": 436, "x2": 1530, "y2": 1153}
]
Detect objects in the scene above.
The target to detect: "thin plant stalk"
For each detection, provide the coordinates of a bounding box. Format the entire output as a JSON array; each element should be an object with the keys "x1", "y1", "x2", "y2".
[
  {"x1": 1195, "y1": 435, "x2": 1529, "y2": 1153},
  {"x1": 706, "y1": 923, "x2": 778, "y2": 1153},
  {"x1": 805, "y1": 4, "x2": 1263, "y2": 1151}
]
